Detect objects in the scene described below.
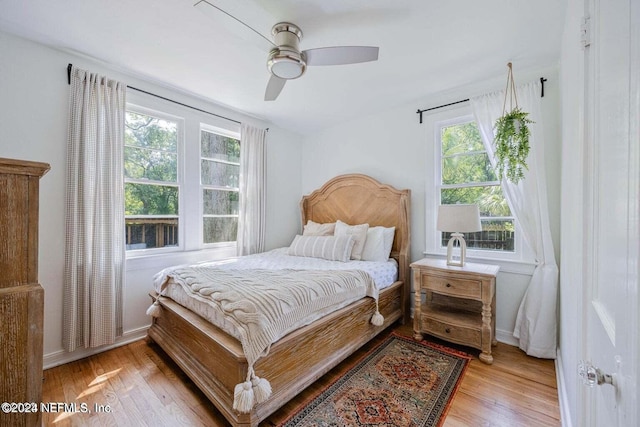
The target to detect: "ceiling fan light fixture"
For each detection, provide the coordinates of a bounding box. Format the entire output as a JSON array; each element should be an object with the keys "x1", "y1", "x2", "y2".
[{"x1": 267, "y1": 48, "x2": 306, "y2": 79}]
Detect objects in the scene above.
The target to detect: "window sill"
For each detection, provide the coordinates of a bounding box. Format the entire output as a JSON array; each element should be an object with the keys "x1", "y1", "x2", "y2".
[
  {"x1": 421, "y1": 251, "x2": 537, "y2": 276},
  {"x1": 126, "y1": 245, "x2": 237, "y2": 272}
]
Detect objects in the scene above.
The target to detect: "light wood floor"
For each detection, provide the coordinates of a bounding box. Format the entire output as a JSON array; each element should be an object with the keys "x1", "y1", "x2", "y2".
[{"x1": 42, "y1": 323, "x2": 560, "y2": 426}]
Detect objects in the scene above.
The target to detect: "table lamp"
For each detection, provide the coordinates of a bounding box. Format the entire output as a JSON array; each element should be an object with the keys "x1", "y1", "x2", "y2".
[{"x1": 437, "y1": 204, "x2": 482, "y2": 267}]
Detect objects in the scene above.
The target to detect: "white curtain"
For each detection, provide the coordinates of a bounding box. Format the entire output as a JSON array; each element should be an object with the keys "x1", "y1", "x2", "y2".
[
  {"x1": 63, "y1": 66, "x2": 126, "y2": 352},
  {"x1": 237, "y1": 123, "x2": 267, "y2": 256},
  {"x1": 470, "y1": 81, "x2": 558, "y2": 358}
]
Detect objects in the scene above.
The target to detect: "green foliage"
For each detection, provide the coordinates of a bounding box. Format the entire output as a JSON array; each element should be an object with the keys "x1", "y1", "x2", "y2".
[
  {"x1": 124, "y1": 112, "x2": 179, "y2": 216},
  {"x1": 493, "y1": 108, "x2": 533, "y2": 184},
  {"x1": 442, "y1": 122, "x2": 497, "y2": 186},
  {"x1": 125, "y1": 183, "x2": 178, "y2": 215},
  {"x1": 440, "y1": 122, "x2": 510, "y2": 218}
]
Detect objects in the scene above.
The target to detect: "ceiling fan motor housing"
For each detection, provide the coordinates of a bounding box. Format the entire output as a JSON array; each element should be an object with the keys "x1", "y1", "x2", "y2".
[{"x1": 267, "y1": 22, "x2": 307, "y2": 80}]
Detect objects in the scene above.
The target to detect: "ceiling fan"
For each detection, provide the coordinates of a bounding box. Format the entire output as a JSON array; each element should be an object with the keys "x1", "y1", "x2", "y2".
[{"x1": 194, "y1": 1, "x2": 379, "y2": 101}]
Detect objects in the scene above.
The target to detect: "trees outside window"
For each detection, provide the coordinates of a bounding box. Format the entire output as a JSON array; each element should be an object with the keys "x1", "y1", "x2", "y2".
[
  {"x1": 439, "y1": 120, "x2": 515, "y2": 252},
  {"x1": 124, "y1": 102, "x2": 241, "y2": 253},
  {"x1": 201, "y1": 129, "x2": 240, "y2": 244},
  {"x1": 124, "y1": 111, "x2": 179, "y2": 250}
]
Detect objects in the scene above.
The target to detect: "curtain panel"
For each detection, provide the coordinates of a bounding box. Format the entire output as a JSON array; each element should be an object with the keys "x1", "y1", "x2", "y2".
[
  {"x1": 237, "y1": 124, "x2": 267, "y2": 256},
  {"x1": 63, "y1": 66, "x2": 127, "y2": 352},
  {"x1": 470, "y1": 81, "x2": 558, "y2": 359}
]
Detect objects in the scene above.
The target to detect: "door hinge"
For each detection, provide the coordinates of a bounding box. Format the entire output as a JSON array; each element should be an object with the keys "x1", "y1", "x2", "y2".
[{"x1": 581, "y1": 15, "x2": 591, "y2": 48}]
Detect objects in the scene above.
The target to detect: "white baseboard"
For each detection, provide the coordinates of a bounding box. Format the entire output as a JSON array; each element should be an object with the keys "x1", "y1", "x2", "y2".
[
  {"x1": 495, "y1": 328, "x2": 519, "y2": 346},
  {"x1": 555, "y1": 349, "x2": 573, "y2": 427},
  {"x1": 43, "y1": 326, "x2": 150, "y2": 370}
]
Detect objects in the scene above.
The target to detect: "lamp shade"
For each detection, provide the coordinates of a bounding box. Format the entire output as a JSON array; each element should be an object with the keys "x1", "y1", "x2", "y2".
[{"x1": 437, "y1": 204, "x2": 482, "y2": 233}]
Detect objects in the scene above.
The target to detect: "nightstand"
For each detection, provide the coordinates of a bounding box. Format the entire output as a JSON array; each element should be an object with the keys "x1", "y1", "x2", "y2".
[{"x1": 411, "y1": 258, "x2": 500, "y2": 364}]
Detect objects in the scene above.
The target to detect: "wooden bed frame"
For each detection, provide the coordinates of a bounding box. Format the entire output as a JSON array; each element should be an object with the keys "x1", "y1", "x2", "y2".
[{"x1": 147, "y1": 174, "x2": 411, "y2": 427}]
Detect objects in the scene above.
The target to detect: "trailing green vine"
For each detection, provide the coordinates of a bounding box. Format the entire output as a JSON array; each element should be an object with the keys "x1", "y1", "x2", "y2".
[
  {"x1": 493, "y1": 107, "x2": 533, "y2": 184},
  {"x1": 493, "y1": 63, "x2": 534, "y2": 184}
]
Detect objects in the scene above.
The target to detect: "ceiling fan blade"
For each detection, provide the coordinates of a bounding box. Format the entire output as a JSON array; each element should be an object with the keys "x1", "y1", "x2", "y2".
[
  {"x1": 265, "y1": 75, "x2": 287, "y2": 101},
  {"x1": 303, "y1": 46, "x2": 379, "y2": 66}
]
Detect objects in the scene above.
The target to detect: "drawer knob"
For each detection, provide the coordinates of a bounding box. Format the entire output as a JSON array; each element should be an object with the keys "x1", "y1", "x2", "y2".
[
  {"x1": 446, "y1": 283, "x2": 452, "y2": 288},
  {"x1": 445, "y1": 328, "x2": 451, "y2": 334}
]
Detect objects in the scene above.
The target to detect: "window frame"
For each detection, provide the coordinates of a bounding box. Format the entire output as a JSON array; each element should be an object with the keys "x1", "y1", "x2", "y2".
[{"x1": 424, "y1": 106, "x2": 535, "y2": 267}]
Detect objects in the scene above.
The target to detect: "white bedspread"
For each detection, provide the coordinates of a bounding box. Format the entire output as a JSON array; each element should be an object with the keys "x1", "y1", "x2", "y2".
[
  {"x1": 161, "y1": 247, "x2": 398, "y2": 288},
  {"x1": 152, "y1": 248, "x2": 395, "y2": 412},
  {"x1": 154, "y1": 247, "x2": 397, "y2": 344}
]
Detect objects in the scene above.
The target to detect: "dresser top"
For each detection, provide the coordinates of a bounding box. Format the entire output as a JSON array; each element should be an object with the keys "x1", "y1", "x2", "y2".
[
  {"x1": 0, "y1": 157, "x2": 50, "y2": 177},
  {"x1": 410, "y1": 257, "x2": 500, "y2": 277}
]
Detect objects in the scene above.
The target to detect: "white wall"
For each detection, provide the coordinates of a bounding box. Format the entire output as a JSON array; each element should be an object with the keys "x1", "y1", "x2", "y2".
[
  {"x1": 301, "y1": 68, "x2": 562, "y2": 344},
  {"x1": 0, "y1": 31, "x2": 303, "y2": 367},
  {"x1": 0, "y1": 26, "x2": 568, "y2": 386}
]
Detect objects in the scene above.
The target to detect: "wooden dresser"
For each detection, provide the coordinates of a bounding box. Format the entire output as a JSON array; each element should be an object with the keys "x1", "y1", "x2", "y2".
[{"x1": 0, "y1": 158, "x2": 50, "y2": 426}]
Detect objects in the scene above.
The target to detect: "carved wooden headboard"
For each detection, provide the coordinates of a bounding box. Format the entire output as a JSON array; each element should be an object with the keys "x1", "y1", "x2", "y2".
[{"x1": 300, "y1": 174, "x2": 411, "y2": 315}]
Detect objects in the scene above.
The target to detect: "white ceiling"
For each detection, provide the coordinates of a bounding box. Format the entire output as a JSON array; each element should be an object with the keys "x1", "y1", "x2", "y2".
[{"x1": 0, "y1": 0, "x2": 566, "y2": 135}]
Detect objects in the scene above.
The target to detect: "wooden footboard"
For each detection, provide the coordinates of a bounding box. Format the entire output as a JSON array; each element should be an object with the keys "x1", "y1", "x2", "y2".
[{"x1": 147, "y1": 280, "x2": 402, "y2": 427}]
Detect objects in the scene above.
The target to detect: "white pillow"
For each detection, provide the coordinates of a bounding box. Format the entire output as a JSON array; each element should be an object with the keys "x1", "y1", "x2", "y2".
[
  {"x1": 361, "y1": 226, "x2": 396, "y2": 262},
  {"x1": 334, "y1": 220, "x2": 369, "y2": 260},
  {"x1": 288, "y1": 235, "x2": 355, "y2": 262},
  {"x1": 302, "y1": 220, "x2": 336, "y2": 236}
]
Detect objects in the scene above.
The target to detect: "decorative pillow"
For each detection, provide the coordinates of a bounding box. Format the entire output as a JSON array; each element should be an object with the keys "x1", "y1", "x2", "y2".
[
  {"x1": 288, "y1": 235, "x2": 355, "y2": 262},
  {"x1": 334, "y1": 220, "x2": 369, "y2": 260},
  {"x1": 361, "y1": 226, "x2": 396, "y2": 262},
  {"x1": 302, "y1": 220, "x2": 336, "y2": 236}
]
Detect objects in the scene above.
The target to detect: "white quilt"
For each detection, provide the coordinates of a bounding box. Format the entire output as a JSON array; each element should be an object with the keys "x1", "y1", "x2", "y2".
[{"x1": 151, "y1": 248, "x2": 394, "y2": 413}]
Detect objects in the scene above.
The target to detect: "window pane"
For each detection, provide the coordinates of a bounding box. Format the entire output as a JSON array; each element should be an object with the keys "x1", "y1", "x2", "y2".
[
  {"x1": 125, "y1": 183, "x2": 179, "y2": 215},
  {"x1": 442, "y1": 219, "x2": 515, "y2": 252},
  {"x1": 441, "y1": 186, "x2": 511, "y2": 217},
  {"x1": 125, "y1": 112, "x2": 177, "y2": 151},
  {"x1": 204, "y1": 217, "x2": 238, "y2": 244},
  {"x1": 201, "y1": 160, "x2": 240, "y2": 187},
  {"x1": 441, "y1": 122, "x2": 484, "y2": 156},
  {"x1": 442, "y1": 152, "x2": 497, "y2": 184},
  {"x1": 201, "y1": 131, "x2": 240, "y2": 162},
  {"x1": 125, "y1": 217, "x2": 179, "y2": 250},
  {"x1": 201, "y1": 129, "x2": 240, "y2": 245},
  {"x1": 124, "y1": 146, "x2": 177, "y2": 181},
  {"x1": 203, "y1": 189, "x2": 238, "y2": 215}
]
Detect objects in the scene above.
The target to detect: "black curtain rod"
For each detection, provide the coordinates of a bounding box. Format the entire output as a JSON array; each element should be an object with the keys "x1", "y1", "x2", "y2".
[
  {"x1": 416, "y1": 76, "x2": 548, "y2": 124},
  {"x1": 416, "y1": 99, "x2": 469, "y2": 124},
  {"x1": 67, "y1": 63, "x2": 242, "y2": 126}
]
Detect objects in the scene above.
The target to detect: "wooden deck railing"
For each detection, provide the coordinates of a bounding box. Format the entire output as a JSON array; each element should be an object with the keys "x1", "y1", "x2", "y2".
[
  {"x1": 442, "y1": 230, "x2": 515, "y2": 252},
  {"x1": 125, "y1": 217, "x2": 178, "y2": 250}
]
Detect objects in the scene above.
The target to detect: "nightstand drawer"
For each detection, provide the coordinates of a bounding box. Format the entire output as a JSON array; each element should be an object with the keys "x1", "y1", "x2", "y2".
[
  {"x1": 421, "y1": 316, "x2": 482, "y2": 348},
  {"x1": 421, "y1": 274, "x2": 482, "y2": 299}
]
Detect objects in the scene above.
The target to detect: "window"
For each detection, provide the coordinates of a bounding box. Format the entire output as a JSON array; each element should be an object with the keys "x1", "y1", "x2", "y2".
[
  {"x1": 124, "y1": 110, "x2": 181, "y2": 251},
  {"x1": 437, "y1": 117, "x2": 515, "y2": 253},
  {"x1": 201, "y1": 129, "x2": 240, "y2": 244},
  {"x1": 123, "y1": 95, "x2": 242, "y2": 256}
]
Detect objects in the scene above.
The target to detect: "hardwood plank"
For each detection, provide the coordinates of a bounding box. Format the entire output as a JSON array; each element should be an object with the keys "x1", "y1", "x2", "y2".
[{"x1": 42, "y1": 323, "x2": 560, "y2": 426}]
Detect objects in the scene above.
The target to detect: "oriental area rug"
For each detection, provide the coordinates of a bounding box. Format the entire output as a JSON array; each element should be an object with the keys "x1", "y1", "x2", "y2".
[{"x1": 279, "y1": 333, "x2": 471, "y2": 427}]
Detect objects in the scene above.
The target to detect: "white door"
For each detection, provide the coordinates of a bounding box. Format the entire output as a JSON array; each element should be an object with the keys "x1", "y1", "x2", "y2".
[{"x1": 580, "y1": 0, "x2": 639, "y2": 425}]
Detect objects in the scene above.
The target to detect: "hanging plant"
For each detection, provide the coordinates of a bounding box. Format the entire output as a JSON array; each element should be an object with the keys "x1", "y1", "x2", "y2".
[{"x1": 493, "y1": 63, "x2": 534, "y2": 184}]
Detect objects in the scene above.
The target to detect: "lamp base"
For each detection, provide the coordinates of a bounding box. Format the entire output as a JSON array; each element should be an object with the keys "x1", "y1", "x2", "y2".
[{"x1": 446, "y1": 233, "x2": 467, "y2": 267}]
